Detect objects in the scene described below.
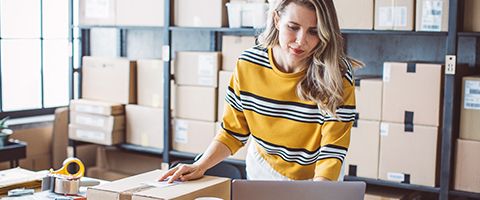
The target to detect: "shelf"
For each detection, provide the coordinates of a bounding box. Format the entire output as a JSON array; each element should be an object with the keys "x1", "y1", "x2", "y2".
[
  {"x1": 344, "y1": 176, "x2": 440, "y2": 194},
  {"x1": 458, "y1": 32, "x2": 480, "y2": 37},
  {"x1": 117, "y1": 144, "x2": 163, "y2": 156},
  {"x1": 449, "y1": 190, "x2": 480, "y2": 199},
  {"x1": 169, "y1": 150, "x2": 246, "y2": 166},
  {"x1": 76, "y1": 25, "x2": 164, "y2": 30},
  {"x1": 341, "y1": 29, "x2": 448, "y2": 36}
]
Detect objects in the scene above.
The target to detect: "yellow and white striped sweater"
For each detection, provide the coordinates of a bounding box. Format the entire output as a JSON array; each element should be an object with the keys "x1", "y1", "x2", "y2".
[{"x1": 215, "y1": 46, "x2": 356, "y2": 180}]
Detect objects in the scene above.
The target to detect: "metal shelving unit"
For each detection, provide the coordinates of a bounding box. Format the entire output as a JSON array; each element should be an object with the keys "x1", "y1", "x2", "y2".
[{"x1": 71, "y1": 0, "x2": 480, "y2": 199}]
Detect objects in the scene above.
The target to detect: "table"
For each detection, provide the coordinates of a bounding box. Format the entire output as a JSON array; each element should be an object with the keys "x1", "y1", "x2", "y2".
[{"x1": 0, "y1": 140, "x2": 27, "y2": 168}]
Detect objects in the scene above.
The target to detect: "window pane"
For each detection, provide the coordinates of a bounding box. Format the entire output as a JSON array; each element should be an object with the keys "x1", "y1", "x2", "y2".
[
  {"x1": 1, "y1": 0, "x2": 40, "y2": 38},
  {"x1": 1, "y1": 40, "x2": 42, "y2": 111},
  {"x1": 73, "y1": 0, "x2": 79, "y2": 26},
  {"x1": 43, "y1": 0, "x2": 69, "y2": 39},
  {"x1": 43, "y1": 40, "x2": 70, "y2": 108}
]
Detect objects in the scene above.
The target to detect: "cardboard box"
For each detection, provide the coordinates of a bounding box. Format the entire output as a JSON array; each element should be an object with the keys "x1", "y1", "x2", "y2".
[
  {"x1": 137, "y1": 59, "x2": 164, "y2": 108},
  {"x1": 68, "y1": 124, "x2": 125, "y2": 145},
  {"x1": 174, "y1": 0, "x2": 228, "y2": 27},
  {"x1": 364, "y1": 187, "x2": 416, "y2": 200},
  {"x1": 378, "y1": 122, "x2": 439, "y2": 187},
  {"x1": 382, "y1": 62, "x2": 443, "y2": 127},
  {"x1": 375, "y1": 0, "x2": 415, "y2": 31},
  {"x1": 70, "y1": 111, "x2": 125, "y2": 132},
  {"x1": 79, "y1": 0, "x2": 116, "y2": 26},
  {"x1": 82, "y1": 56, "x2": 137, "y2": 104},
  {"x1": 173, "y1": 119, "x2": 215, "y2": 154},
  {"x1": 175, "y1": 52, "x2": 221, "y2": 87},
  {"x1": 76, "y1": 144, "x2": 99, "y2": 169},
  {"x1": 19, "y1": 153, "x2": 52, "y2": 171},
  {"x1": 70, "y1": 99, "x2": 125, "y2": 116},
  {"x1": 217, "y1": 71, "x2": 233, "y2": 120},
  {"x1": 215, "y1": 122, "x2": 249, "y2": 160},
  {"x1": 464, "y1": 0, "x2": 480, "y2": 32},
  {"x1": 52, "y1": 107, "x2": 68, "y2": 169},
  {"x1": 116, "y1": 0, "x2": 164, "y2": 27},
  {"x1": 87, "y1": 167, "x2": 131, "y2": 181},
  {"x1": 334, "y1": 0, "x2": 374, "y2": 30},
  {"x1": 355, "y1": 78, "x2": 382, "y2": 121},
  {"x1": 221, "y1": 36, "x2": 256, "y2": 71},
  {"x1": 454, "y1": 139, "x2": 480, "y2": 193},
  {"x1": 87, "y1": 170, "x2": 230, "y2": 200},
  {"x1": 175, "y1": 86, "x2": 217, "y2": 122},
  {"x1": 126, "y1": 105, "x2": 164, "y2": 149},
  {"x1": 96, "y1": 147, "x2": 163, "y2": 175},
  {"x1": 11, "y1": 125, "x2": 53, "y2": 156},
  {"x1": 415, "y1": 0, "x2": 449, "y2": 32},
  {"x1": 345, "y1": 120, "x2": 380, "y2": 179},
  {"x1": 459, "y1": 76, "x2": 480, "y2": 141}
]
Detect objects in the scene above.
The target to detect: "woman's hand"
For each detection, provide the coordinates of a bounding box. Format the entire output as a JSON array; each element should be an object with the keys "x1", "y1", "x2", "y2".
[{"x1": 158, "y1": 163, "x2": 206, "y2": 183}]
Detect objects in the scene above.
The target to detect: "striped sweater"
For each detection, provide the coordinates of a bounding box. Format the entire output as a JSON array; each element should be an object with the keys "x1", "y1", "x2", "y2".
[{"x1": 215, "y1": 46, "x2": 356, "y2": 180}]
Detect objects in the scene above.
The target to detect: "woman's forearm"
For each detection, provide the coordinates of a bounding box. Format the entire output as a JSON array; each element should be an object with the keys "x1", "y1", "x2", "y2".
[{"x1": 194, "y1": 140, "x2": 233, "y2": 172}]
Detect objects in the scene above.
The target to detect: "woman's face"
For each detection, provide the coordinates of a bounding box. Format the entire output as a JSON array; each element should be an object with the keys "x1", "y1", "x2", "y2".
[{"x1": 275, "y1": 3, "x2": 320, "y2": 67}]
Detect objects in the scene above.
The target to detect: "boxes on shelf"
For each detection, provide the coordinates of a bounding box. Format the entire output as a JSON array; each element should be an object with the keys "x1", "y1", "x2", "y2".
[
  {"x1": 374, "y1": 0, "x2": 415, "y2": 31},
  {"x1": 126, "y1": 104, "x2": 164, "y2": 149},
  {"x1": 174, "y1": 86, "x2": 217, "y2": 122},
  {"x1": 355, "y1": 78, "x2": 383, "y2": 121},
  {"x1": 68, "y1": 124, "x2": 125, "y2": 145},
  {"x1": 334, "y1": 0, "x2": 374, "y2": 30},
  {"x1": 226, "y1": 2, "x2": 269, "y2": 28},
  {"x1": 175, "y1": 52, "x2": 221, "y2": 87},
  {"x1": 382, "y1": 62, "x2": 443, "y2": 127},
  {"x1": 464, "y1": 0, "x2": 480, "y2": 32},
  {"x1": 82, "y1": 56, "x2": 137, "y2": 104},
  {"x1": 70, "y1": 99, "x2": 125, "y2": 116},
  {"x1": 344, "y1": 120, "x2": 380, "y2": 179},
  {"x1": 96, "y1": 147, "x2": 164, "y2": 175},
  {"x1": 454, "y1": 139, "x2": 480, "y2": 193},
  {"x1": 415, "y1": 0, "x2": 449, "y2": 32},
  {"x1": 174, "y1": 0, "x2": 228, "y2": 27},
  {"x1": 459, "y1": 76, "x2": 480, "y2": 141},
  {"x1": 221, "y1": 36, "x2": 256, "y2": 71},
  {"x1": 116, "y1": 0, "x2": 164, "y2": 27},
  {"x1": 79, "y1": 0, "x2": 116, "y2": 26},
  {"x1": 137, "y1": 59, "x2": 164, "y2": 108},
  {"x1": 70, "y1": 112, "x2": 125, "y2": 132},
  {"x1": 87, "y1": 170, "x2": 230, "y2": 200},
  {"x1": 173, "y1": 119, "x2": 216, "y2": 154},
  {"x1": 217, "y1": 71, "x2": 233, "y2": 120},
  {"x1": 378, "y1": 122, "x2": 439, "y2": 187}
]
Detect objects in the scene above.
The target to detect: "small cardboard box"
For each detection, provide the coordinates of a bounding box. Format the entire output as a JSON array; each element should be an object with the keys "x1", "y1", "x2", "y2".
[
  {"x1": 137, "y1": 59, "x2": 164, "y2": 108},
  {"x1": 459, "y1": 76, "x2": 480, "y2": 141},
  {"x1": 175, "y1": 52, "x2": 221, "y2": 87},
  {"x1": 173, "y1": 119, "x2": 216, "y2": 154},
  {"x1": 221, "y1": 36, "x2": 256, "y2": 71},
  {"x1": 126, "y1": 104, "x2": 164, "y2": 149},
  {"x1": 87, "y1": 170, "x2": 231, "y2": 200},
  {"x1": 68, "y1": 124, "x2": 125, "y2": 146},
  {"x1": 454, "y1": 139, "x2": 480, "y2": 193},
  {"x1": 334, "y1": 0, "x2": 374, "y2": 30},
  {"x1": 70, "y1": 99, "x2": 125, "y2": 116},
  {"x1": 174, "y1": 0, "x2": 228, "y2": 27},
  {"x1": 116, "y1": 0, "x2": 164, "y2": 27},
  {"x1": 355, "y1": 78, "x2": 382, "y2": 121},
  {"x1": 375, "y1": 0, "x2": 415, "y2": 31},
  {"x1": 415, "y1": 0, "x2": 449, "y2": 32},
  {"x1": 70, "y1": 111, "x2": 125, "y2": 132},
  {"x1": 345, "y1": 120, "x2": 380, "y2": 179},
  {"x1": 175, "y1": 86, "x2": 217, "y2": 122},
  {"x1": 464, "y1": 0, "x2": 480, "y2": 32}
]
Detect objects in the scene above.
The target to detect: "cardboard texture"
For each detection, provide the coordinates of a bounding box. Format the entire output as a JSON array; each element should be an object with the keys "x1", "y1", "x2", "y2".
[
  {"x1": 87, "y1": 170, "x2": 231, "y2": 200},
  {"x1": 116, "y1": 0, "x2": 164, "y2": 26},
  {"x1": 175, "y1": 52, "x2": 221, "y2": 87},
  {"x1": 415, "y1": 0, "x2": 449, "y2": 32},
  {"x1": 76, "y1": 144, "x2": 99, "y2": 169},
  {"x1": 79, "y1": 0, "x2": 116, "y2": 26},
  {"x1": 174, "y1": 0, "x2": 228, "y2": 27},
  {"x1": 70, "y1": 99, "x2": 125, "y2": 116},
  {"x1": 459, "y1": 76, "x2": 480, "y2": 141},
  {"x1": 345, "y1": 120, "x2": 380, "y2": 179},
  {"x1": 96, "y1": 147, "x2": 163, "y2": 175},
  {"x1": 52, "y1": 107, "x2": 69, "y2": 169},
  {"x1": 11, "y1": 125, "x2": 53, "y2": 156},
  {"x1": 454, "y1": 139, "x2": 480, "y2": 193},
  {"x1": 87, "y1": 167, "x2": 131, "y2": 181},
  {"x1": 334, "y1": 0, "x2": 374, "y2": 30},
  {"x1": 137, "y1": 59, "x2": 164, "y2": 108},
  {"x1": 355, "y1": 78, "x2": 383, "y2": 121},
  {"x1": 217, "y1": 71, "x2": 233, "y2": 120},
  {"x1": 70, "y1": 111, "x2": 125, "y2": 132},
  {"x1": 375, "y1": 0, "x2": 415, "y2": 30},
  {"x1": 464, "y1": 0, "x2": 480, "y2": 32},
  {"x1": 378, "y1": 122, "x2": 439, "y2": 187},
  {"x1": 382, "y1": 62, "x2": 443, "y2": 127},
  {"x1": 19, "y1": 153, "x2": 52, "y2": 171},
  {"x1": 68, "y1": 124, "x2": 125, "y2": 145},
  {"x1": 221, "y1": 36, "x2": 256, "y2": 71},
  {"x1": 82, "y1": 56, "x2": 137, "y2": 104},
  {"x1": 126, "y1": 105, "x2": 164, "y2": 149},
  {"x1": 175, "y1": 86, "x2": 217, "y2": 122},
  {"x1": 173, "y1": 119, "x2": 216, "y2": 154}
]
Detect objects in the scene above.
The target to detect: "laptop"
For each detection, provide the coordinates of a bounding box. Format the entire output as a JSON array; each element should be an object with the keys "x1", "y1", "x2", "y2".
[{"x1": 231, "y1": 180, "x2": 366, "y2": 200}]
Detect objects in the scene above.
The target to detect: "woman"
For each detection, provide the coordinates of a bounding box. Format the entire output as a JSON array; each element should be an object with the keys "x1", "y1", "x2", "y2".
[{"x1": 160, "y1": 0, "x2": 361, "y2": 182}]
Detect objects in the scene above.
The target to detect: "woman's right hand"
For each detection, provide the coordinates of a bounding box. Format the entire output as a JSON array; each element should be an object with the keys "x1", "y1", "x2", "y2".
[{"x1": 158, "y1": 163, "x2": 206, "y2": 183}]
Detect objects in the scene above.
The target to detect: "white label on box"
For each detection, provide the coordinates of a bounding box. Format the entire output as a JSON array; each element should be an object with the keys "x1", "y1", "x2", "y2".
[
  {"x1": 76, "y1": 129, "x2": 106, "y2": 141},
  {"x1": 75, "y1": 115, "x2": 105, "y2": 128},
  {"x1": 421, "y1": 0, "x2": 443, "y2": 31},
  {"x1": 74, "y1": 105, "x2": 105, "y2": 115},
  {"x1": 85, "y1": 0, "x2": 110, "y2": 19},
  {"x1": 387, "y1": 172, "x2": 405, "y2": 182},
  {"x1": 393, "y1": 7, "x2": 408, "y2": 27},
  {"x1": 141, "y1": 133, "x2": 149, "y2": 147},
  {"x1": 464, "y1": 80, "x2": 480, "y2": 110},
  {"x1": 198, "y1": 55, "x2": 216, "y2": 86},
  {"x1": 174, "y1": 120, "x2": 189, "y2": 144},
  {"x1": 383, "y1": 63, "x2": 391, "y2": 82},
  {"x1": 380, "y1": 122, "x2": 389, "y2": 136},
  {"x1": 378, "y1": 7, "x2": 394, "y2": 27}
]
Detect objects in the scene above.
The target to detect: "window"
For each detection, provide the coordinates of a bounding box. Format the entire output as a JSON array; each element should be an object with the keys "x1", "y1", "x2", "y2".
[{"x1": 0, "y1": 0, "x2": 74, "y2": 116}]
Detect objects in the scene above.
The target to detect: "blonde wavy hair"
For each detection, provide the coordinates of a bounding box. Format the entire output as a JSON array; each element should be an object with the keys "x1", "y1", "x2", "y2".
[{"x1": 258, "y1": 0, "x2": 363, "y2": 116}]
